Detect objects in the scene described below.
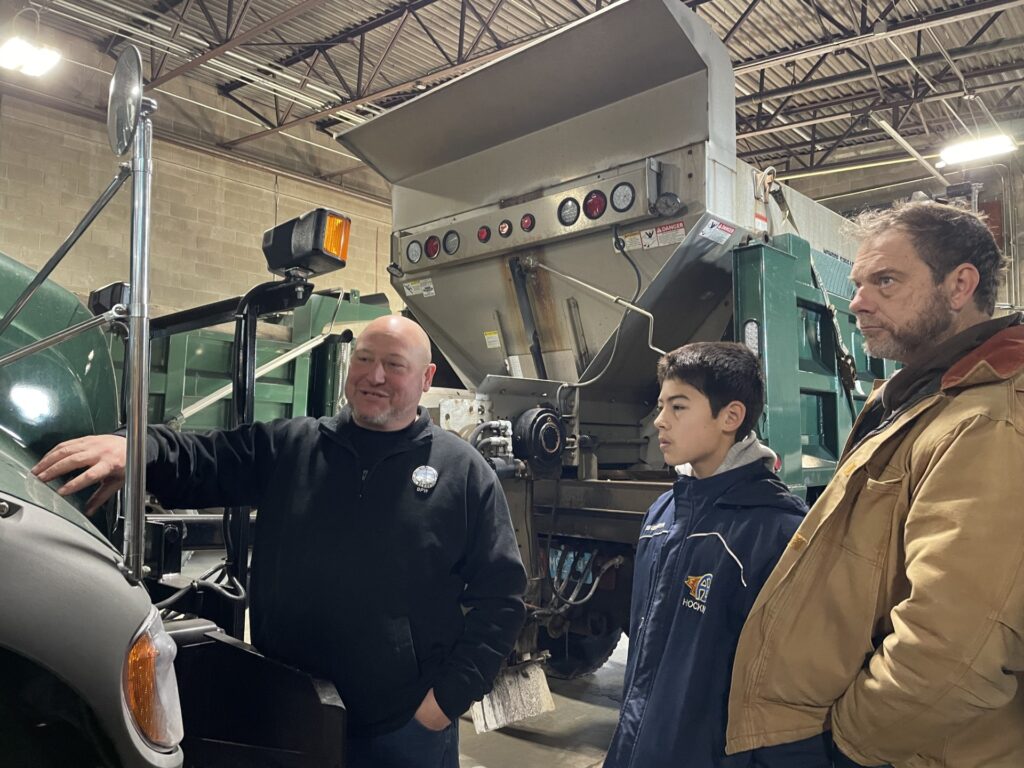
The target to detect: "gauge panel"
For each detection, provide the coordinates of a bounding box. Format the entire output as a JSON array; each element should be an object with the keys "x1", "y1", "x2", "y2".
[{"x1": 393, "y1": 164, "x2": 655, "y2": 274}]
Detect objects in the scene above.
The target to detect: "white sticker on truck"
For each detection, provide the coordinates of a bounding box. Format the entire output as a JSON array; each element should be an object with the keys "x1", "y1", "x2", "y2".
[
  {"x1": 402, "y1": 278, "x2": 436, "y2": 298},
  {"x1": 655, "y1": 220, "x2": 686, "y2": 245},
  {"x1": 698, "y1": 219, "x2": 735, "y2": 245}
]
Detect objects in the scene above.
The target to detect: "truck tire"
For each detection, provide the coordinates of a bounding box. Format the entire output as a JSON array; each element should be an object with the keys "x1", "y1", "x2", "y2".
[
  {"x1": 0, "y1": 701, "x2": 114, "y2": 768},
  {"x1": 538, "y1": 626, "x2": 622, "y2": 679}
]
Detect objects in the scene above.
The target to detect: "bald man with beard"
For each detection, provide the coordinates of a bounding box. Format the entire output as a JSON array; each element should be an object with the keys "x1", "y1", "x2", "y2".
[{"x1": 34, "y1": 315, "x2": 528, "y2": 768}]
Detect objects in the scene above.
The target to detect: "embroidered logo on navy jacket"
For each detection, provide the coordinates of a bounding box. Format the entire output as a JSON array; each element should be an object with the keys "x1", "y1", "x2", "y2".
[{"x1": 683, "y1": 573, "x2": 713, "y2": 613}]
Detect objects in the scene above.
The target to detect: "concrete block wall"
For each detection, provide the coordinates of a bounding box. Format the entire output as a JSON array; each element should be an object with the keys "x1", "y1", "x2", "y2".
[{"x1": 0, "y1": 94, "x2": 401, "y2": 318}]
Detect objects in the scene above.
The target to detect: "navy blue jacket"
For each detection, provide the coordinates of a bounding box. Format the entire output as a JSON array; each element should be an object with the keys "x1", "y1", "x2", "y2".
[{"x1": 604, "y1": 460, "x2": 808, "y2": 768}]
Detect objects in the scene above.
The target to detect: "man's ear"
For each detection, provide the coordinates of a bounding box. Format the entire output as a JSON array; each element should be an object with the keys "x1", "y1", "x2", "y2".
[
  {"x1": 945, "y1": 263, "x2": 981, "y2": 311},
  {"x1": 719, "y1": 400, "x2": 746, "y2": 435},
  {"x1": 422, "y1": 363, "x2": 437, "y2": 392}
]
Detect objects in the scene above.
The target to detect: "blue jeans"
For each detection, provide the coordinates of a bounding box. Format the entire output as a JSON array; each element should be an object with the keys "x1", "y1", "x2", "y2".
[{"x1": 346, "y1": 717, "x2": 459, "y2": 768}]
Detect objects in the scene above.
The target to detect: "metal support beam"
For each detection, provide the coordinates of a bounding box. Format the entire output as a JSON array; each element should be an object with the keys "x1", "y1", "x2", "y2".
[
  {"x1": 737, "y1": 34, "x2": 1024, "y2": 105},
  {"x1": 151, "y1": 0, "x2": 196, "y2": 79},
  {"x1": 280, "y1": 53, "x2": 323, "y2": 124},
  {"x1": 221, "y1": 0, "x2": 447, "y2": 94},
  {"x1": 362, "y1": 11, "x2": 411, "y2": 96},
  {"x1": 734, "y1": 0, "x2": 1024, "y2": 76},
  {"x1": 466, "y1": 0, "x2": 507, "y2": 59},
  {"x1": 412, "y1": 8, "x2": 454, "y2": 66},
  {"x1": 757, "y1": 54, "x2": 829, "y2": 130},
  {"x1": 194, "y1": 0, "x2": 222, "y2": 42},
  {"x1": 723, "y1": 0, "x2": 764, "y2": 43},
  {"x1": 739, "y1": 61, "x2": 1024, "y2": 135},
  {"x1": 220, "y1": 39, "x2": 532, "y2": 147},
  {"x1": 869, "y1": 115, "x2": 940, "y2": 183},
  {"x1": 228, "y1": 0, "x2": 254, "y2": 38},
  {"x1": 147, "y1": 0, "x2": 330, "y2": 89},
  {"x1": 464, "y1": 0, "x2": 504, "y2": 55},
  {"x1": 812, "y1": 112, "x2": 873, "y2": 167}
]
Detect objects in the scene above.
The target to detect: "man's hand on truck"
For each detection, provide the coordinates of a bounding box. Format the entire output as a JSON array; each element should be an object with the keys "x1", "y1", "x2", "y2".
[{"x1": 32, "y1": 435, "x2": 127, "y2": 515}]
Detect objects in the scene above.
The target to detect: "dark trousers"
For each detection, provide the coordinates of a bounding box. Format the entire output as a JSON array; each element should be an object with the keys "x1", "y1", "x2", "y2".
[
  {"x1": 746, "y1": 733, "x2": 832, "y2": 767},
  {"x1": 744, "y1": 733, "x2": 890, "y2": 768},
  {"x1": 346, "y1": 717, "x2": 459, "y2": 768}
]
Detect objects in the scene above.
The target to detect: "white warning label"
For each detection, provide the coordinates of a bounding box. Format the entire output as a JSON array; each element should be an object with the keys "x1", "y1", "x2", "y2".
[
  {"x1": 699, "y1": 219, "x2": 736, "y2": 245},
  {"x1": 655, "y1": 220, "x2": 686, "y2": 245},
  {"x1": 402, "y1": 278, "x2": 435, "y2": 298},
  {"x1": 617, "y1": 220, "x2": 687, "y2": 252},
  {"x1": 483, "y1": 331, "x2": 501, "y2": 349}
]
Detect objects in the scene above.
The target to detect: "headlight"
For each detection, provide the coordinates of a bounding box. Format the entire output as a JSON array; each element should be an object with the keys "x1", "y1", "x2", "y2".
[{"x1": 123, "y1": 608, "x2": 183, "y2": 750}]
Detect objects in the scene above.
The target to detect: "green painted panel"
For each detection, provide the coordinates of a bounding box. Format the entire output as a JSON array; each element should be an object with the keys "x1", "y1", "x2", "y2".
[
  {"x1": 733, "y1": 236, "x2": 896, "y2": 498},
  {"x1": 0, "y1": 251, "x2": 120, "y2": 544},
  {"x1": 110, "y1": 292, "x2": 388, "y2": 431}
]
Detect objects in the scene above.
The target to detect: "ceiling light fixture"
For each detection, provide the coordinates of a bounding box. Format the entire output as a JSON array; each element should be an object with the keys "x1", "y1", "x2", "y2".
[
  {"x1": 0, "y1": 7, "x2": 61, "y2": 77},
  {"x1": 938, "y1": 134, "x2": 1017, "y2": 167}
]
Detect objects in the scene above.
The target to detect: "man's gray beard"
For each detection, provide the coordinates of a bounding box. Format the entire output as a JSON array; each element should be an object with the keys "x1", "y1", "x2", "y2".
[
  {"x1": 862, "y1": 288, "x2": 954, "y2": 363},
  {"x1": 352, "y1": 407, "x2": 392, "y2": 427}
]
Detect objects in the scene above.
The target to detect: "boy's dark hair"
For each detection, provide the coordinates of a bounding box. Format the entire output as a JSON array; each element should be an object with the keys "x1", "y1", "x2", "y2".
[
  {"x1": 852, "y1": 201, "x2": 1007, "y2": 315},
  {"x1": 657, "y1": 342, "x2": 764, "y2": 442}
]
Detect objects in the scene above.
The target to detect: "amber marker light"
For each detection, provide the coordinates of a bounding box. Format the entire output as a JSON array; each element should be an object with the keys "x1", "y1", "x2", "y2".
[{"x1": 123, "y1": 610, "x2": 183, "y2": 750}]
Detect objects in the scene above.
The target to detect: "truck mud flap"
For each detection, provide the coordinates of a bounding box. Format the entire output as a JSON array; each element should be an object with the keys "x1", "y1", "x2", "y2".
[{"x1": 172, "y1": 628, "x2": 345, "y2": 767}]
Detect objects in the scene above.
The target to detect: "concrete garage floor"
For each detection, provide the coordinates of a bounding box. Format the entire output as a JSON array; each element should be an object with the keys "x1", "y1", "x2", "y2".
[{"x1": 458, "y1": 640, "x2": 626, "y2": 768}]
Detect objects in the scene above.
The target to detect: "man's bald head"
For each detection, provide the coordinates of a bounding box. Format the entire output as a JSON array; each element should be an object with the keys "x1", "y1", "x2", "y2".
[
  {"x1": 357, "y1": 315, "x2": 432, "y2": 366},
  {"x1": 346, "y1": 315, "x2": 436, "y2": 431}
]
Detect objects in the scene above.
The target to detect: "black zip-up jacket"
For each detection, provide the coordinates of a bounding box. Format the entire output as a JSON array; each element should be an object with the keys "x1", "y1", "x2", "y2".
[{"x1": 144, "y1": 407, "x2": 527, "y2": 736}]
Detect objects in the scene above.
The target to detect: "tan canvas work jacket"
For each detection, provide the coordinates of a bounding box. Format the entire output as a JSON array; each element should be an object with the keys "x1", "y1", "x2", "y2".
[{"x1": 726, "y1": 323, "x2": 1024, "y2": 767}]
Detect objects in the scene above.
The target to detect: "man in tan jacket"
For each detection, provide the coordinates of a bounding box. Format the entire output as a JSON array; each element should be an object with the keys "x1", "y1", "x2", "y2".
[{"x1": 725, "y1": 201, "x2": 1024, "y2": 768}]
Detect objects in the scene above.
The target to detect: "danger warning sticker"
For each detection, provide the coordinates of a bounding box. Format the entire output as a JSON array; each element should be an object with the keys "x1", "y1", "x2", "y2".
[
  {"x1": 617, "y1": 220, "x2": 688, "y2": 252},
  {"x1": 698, "y1": 219, "x2": 736, "y2": 245}
]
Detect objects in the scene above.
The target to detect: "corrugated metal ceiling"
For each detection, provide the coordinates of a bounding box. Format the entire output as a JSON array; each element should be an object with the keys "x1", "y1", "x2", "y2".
[{"x1": 32, "y1": 0, "x2": 1024, "y2": 174}]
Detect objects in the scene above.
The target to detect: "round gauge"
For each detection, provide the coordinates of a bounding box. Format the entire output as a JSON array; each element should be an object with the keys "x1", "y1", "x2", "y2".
[
  {"x1": 498, "y1": 219, "x2": 513, "y2": 238},
  {"x1": 425, "y1": 235, "x2": 441, "y2": 259},
  {"x1": 611, "y1": 182, "x2": 636, "y2": 212},
  {"x1": 406, "y1": 240, "x2": 423, "y2": 263},
  {"x1": 558, "y1": 198, "x2": 580, "y2": 226},
  {"x1": 477, "y1": 225, "x2": 491, "y2": 243},
  {"x1": 520, "y1": 213, "x2": 536, "y2": 232},
  {"x1": 443, "y1": 230, "x2": 460, "y2": 255},
  {"x1": 654, "y1": 192, "x2": 684, "y2": 217},
  {"x1": 583, "y1": 190, "x2": 608, "y2": 220}
]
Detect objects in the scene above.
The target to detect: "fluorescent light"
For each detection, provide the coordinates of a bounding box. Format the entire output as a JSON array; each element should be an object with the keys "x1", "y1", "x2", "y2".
[
  {"x1": 939, "y1": 134, "x2": 1017, "y2": 165},
  {"x1": 0, "y1": 37, "x2": 33, "y2": 69},
  {"x1": 20, "y1": 45, "x2": 60, "y2": 76},
  {"x1": 0, "y1": 35, "x2": 61, "y2": 76}
]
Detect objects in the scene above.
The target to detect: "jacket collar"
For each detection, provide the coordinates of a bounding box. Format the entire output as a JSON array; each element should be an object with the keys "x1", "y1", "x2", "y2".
[
  {"x1": 941, "y1": 321, "x2": 1024, "y2": 390},
  {"x1": 675, "y1": 460, "x2": 805, "y2": 514},
  {"x1": 318, "y1": 406, "x2": 434, "y2": 448}
]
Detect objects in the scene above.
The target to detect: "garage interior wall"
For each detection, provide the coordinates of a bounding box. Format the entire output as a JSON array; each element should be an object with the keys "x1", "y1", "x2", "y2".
[
  {"x1": 0, "y1": 19, "x2": 400, "y2": 319},
  {"x1": 0, "y1": 95, "x2": 399, "y2": 317}
]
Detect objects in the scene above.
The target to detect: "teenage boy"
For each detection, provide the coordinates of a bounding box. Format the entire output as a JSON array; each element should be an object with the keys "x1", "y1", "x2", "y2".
[{"x1": 603, "y1": 342, "x2": 829, "y2": 768}]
